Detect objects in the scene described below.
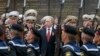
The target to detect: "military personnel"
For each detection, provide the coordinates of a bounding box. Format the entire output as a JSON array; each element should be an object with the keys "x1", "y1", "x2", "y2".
[
  {"x1": 0, "y1": 26, "x2": 9, "y2": 56},
  {"x1": 24, "y1": 16, "x2": 37, "y2": 32},
  {"x1": 89, "y1": 14, "x2": 99, "y2": 30},
  {"x1": 0, "y1": 26, "x2": 16, "y2": 56},
  {"x1": 25, "y1": 27, "x2": 40, "y2": 56},
  {"x1": 8, "y1": 24, "x2": 27, "y2": 56},
  {"x1": 61, "y1": 25, "x2": 80, "y2": 56},
  {"x1": 82, "y1": 14, "x2": 89, "y2": 28},
  {"x1": 93, "y1": 27, "x2": 100, "y2": 50},
  {"x1": 5, "y1": 11, "x2": 19, "y2": 25},
  {"x1": 80, "y1": 27, "x2": 100, "y2": 56},
  {"x1": 4, "y1": 11, "x2": 19, "y2": 40},
  {"x1": 63, "y1": 15, "x2": 78, "y2": 27}
]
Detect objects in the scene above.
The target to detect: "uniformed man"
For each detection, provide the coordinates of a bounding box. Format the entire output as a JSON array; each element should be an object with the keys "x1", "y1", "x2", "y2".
[
  {"x1": 24, "y1": 16, "x2": 37, "y2": 32},
  {"x1": 93, "y1": 27, "x2": 100, "y2": 51},
  {"x1": 63, "y1": 15, "x2": 78, "y2": 27},
  {"x1": 80, "y1": 27, "x2": 100, "y2": 56},
  {"x1": 4, "y1": 11, "x2": 19, "y2": 40},
  {"x1": 5, "y1": 11, "x2": 19, "y2": 25},
  {"x1": 61, "y1": 25, "x2": 80, "y2": 56},
  {"x1": 82, "y1": 14, "x2": 90, "y2": 28},
  {"x1": 0, "y1": 26, "x2": 16, "y2": 56},
  {"x1": 8, "y1": 24, "x2": 27, "y2": 56},
  {"x1": 25, "y1": 27, "x2": 40, "y2": 56},
  {"x1": 88, "y1": 14, "x2": 99, "y2": 30}
]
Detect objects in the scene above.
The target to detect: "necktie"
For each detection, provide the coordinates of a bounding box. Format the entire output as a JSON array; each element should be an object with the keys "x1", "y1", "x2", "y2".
[{"x1": 47, "y1": 28, "x2": 50, "y2": 42}]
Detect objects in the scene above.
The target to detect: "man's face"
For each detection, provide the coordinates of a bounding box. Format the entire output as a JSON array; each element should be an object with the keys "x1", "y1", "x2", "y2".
[
  {"x1": 25, "y1": 31, "x2": 35, "y2": 43},
  {"x1": 9, "y1": 15, "x2": 18, "y2": 24},
  {"x1": 45, "y1": 19, "x2": 53, "y2": 28},
  {"x1": 93, "y1": 34, "x2": 100, "y2": 45},
  {"x1": 61, "y1": 30, "x2": 65, "y2": 42},
  {"x1": 9, "y1": 29, "x2": 15, "y2": 39},
  {"x1": 26, "y1": 20, "x2": 35, "y2": 29},
  {"x1": 61, "y1": 27, "x2": 68, "y2": 43},
  {"x1": 83, "y1": 20, "x2": 93, "y2": 28},
  {"x1": 81, "y1": 33, "x2": 89, "y2": 44}
]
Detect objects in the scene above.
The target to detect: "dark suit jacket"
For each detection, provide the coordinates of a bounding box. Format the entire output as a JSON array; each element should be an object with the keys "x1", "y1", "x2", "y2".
[{"x1": 39, "y1": 27, "x2": 56, "y2": 56}]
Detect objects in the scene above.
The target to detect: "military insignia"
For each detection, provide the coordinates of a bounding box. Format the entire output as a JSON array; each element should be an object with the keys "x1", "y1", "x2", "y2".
[
  {"x1": 8, "y1": 47, "x2": 10, "y2": 51},
  {"x1": 80, "y1": 52, "x2": 84, "y2": 56},
  {"x1": 51, "y1": 32, "x2": 54, "y2": 36},
  {"x1": 27, "y1": 48, "x2": 32, "y2": 53},
  {"x1": 66, "y1": 52, "x2": 71, "y2": 56}
]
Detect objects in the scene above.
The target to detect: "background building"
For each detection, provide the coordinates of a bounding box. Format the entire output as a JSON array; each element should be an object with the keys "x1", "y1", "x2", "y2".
[{"x1": 0, "y1": 0, "x2": 99, "y2": 21}]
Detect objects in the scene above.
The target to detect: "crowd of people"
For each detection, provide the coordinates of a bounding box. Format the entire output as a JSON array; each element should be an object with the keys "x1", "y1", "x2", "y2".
[{"x1": 0, "y1": 8, "x2": 99, "y2": 56}]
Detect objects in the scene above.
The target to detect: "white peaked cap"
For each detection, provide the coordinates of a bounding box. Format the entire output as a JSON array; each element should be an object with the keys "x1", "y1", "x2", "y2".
[
  {"x1": 24, "y1": 9, "x2": 38, "y2": 17},
  {"x1": 82, "y1": 14, "x2": 89, "y2": 19},
  {"x1": 24, "y1": 16, "x2": 36, "y2": 21},
  {"x1": 9, "y1": 11, "x2": 19, "y2": 17},
  {"x1": 64, "y1": 15, "x2": 77, "y2": 23},
  {"x1": 89, "y1": 14, "x2": 99, "y2": 21}
]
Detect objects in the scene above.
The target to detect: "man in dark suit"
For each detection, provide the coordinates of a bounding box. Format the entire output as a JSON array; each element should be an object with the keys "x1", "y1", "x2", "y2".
[{"x1": 39, "y1": 16, "x2": 56, "y2": 56}]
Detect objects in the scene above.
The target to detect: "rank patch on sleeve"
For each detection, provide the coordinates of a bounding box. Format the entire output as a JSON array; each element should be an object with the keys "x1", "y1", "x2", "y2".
[{"x1": 66, "y1": 52, "x2": 71, "y2": 56}]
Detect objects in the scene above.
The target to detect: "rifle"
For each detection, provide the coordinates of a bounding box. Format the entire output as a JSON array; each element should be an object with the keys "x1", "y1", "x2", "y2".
[
  {"x1": 93, "y1": 0, "x2": 100, "y2": 30},
  {"x1": 3, "y1": 0, "x2": 10, "y2": 40},
  {"x1": 55, "y1": 0, "x2": 65, "y2": 56},
  {"x1": 77, "y1": 0, "x2": 84, "y2": 27},
  {"x1": 22, "y1": 0, "x2": 26, "y2": 24},
  {"x1": 3, "y1": 0, "x2": 10, "y2": 25},
  {"x1": 22, "y1": 0, "x2": 26, "y2": 39}
]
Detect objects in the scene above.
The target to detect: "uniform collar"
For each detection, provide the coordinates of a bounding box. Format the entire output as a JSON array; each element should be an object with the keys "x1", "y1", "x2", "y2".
[
  {"x1": 84, "y1": 42, "x2": 93, "y2": 45},
  {"x1": 28, "y1": 41, "x2": 39, "y2": 50},
  {"x1": 63, "y1": 41, "x2": 77, "y2": 47},
  {"x1": 12, "y1": 35, "x2": 22, "y2": 40},
  {"x1": 82, "y1": 42, "x2": 99, "y2": 51},
  {"x1": 66, "y1": 41, "x2": 77, "y2": 45}
]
